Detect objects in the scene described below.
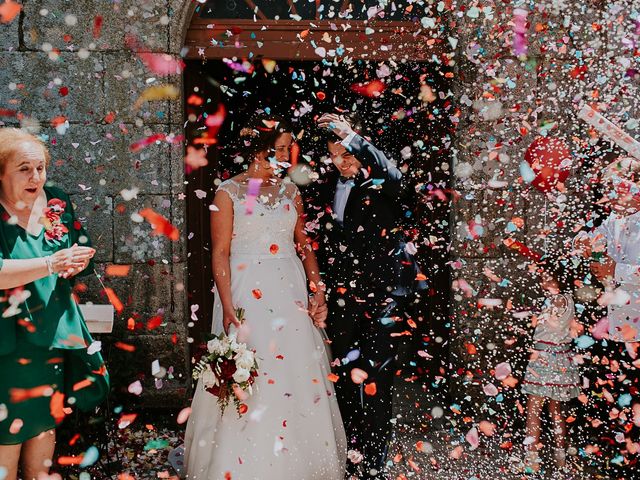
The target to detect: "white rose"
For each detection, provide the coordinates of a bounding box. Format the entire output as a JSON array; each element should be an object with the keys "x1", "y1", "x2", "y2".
[
  {"x1": 235, "y1": 350, "x2": 255, "y2": 370},
  {"x1": 200, "y1": 366, "x2": 218, "y2": 388},
  {"x1": 207, "y1": 338, "x2": 223, "y2": 355},
  {"x1": 232, "y1": 367, "x2": 251, "y2": 384}
]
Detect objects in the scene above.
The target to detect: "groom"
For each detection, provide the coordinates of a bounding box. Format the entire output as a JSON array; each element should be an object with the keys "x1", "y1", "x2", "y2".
[{"x1": 314, "y1": 113, "x2": 427, "y2": 478}]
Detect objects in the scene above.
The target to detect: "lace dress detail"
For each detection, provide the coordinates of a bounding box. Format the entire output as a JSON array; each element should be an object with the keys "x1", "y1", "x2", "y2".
[{"x1": 217, "y1": 179, "x2": 299, "y2": 258}]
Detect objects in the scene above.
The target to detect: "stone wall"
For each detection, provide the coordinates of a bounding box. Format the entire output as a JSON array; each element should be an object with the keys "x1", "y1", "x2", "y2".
[{"x1": 0, "y1": 0, "x2": 191, "y2": 407}]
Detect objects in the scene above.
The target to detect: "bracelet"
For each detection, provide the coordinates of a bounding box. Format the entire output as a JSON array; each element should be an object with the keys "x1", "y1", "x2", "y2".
[{"x1": 44, "y1": 256, "x2": 55, "y2": 275}]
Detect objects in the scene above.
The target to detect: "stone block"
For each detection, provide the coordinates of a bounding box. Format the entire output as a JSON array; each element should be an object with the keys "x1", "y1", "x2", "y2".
[
  {"x1": 80, "y1": 262, "x2": 181, "y2": 330},
  {"x1": 113, "y1": 194, "x2": 174, "y2": 263},
  {"x1": 22, "y1": 0, "x2": 170, "y2": 51},
  {"x1": 43, "y1": 123, "x2": 172, "y2": 196},
  {"x1": 168, "y1": 0, "x2": 197, "y2": 54},
  {"x1": 68, "y1": 193, "x2": 114, "y2": 263},
  {"x1": 103, "y1": 52, "x2": 175, "y2": 125},
  {"x1": 171, "y1": 193, "x2": 187, "y2": 262},
  {"x1": 103, "y1": 333, "x2": 190, "y2": 408},
  {"x1": 0, "y1": 52, "x2": 105, "y2": 123},
  {"x1": 0, "y1": 14, "x2": 19, "y2": 50}
]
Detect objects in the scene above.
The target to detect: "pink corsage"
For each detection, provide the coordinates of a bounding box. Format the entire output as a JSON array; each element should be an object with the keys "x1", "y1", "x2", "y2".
[{"x1": 42, "y1": 199, "x2": 69, "y2": 243}]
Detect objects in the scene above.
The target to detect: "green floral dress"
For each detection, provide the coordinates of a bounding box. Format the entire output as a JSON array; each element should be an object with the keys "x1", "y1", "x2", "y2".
[{"x1": 0, "y1": 185, "x2": 109, "y2": 444}]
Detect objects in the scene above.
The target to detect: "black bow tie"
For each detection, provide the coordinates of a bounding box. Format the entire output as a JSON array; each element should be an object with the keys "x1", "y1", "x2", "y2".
[{"x1": 338, "y1": 176, "x2": 352, "y2": 184}]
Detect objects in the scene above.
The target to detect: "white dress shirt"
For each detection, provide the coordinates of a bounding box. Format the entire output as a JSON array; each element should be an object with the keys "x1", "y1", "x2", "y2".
[
  {"x1": 592, "y1": 211, "x2": 640, "y2": 341},
  {"x1": 332, "y1": 132, "x2": 358, "y2": 225}
]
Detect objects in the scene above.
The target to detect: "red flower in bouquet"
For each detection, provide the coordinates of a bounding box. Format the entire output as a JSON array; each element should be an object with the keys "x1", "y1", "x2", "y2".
[
  {"x1": 219, "y1": 357, "x2": 238, "y2": 380},
  {"x1": 192, "y1": 307, "x2": 260, "y2": 417},
  {"x1": 42, "y1": 198, "x2": 69, "y2": 243}
]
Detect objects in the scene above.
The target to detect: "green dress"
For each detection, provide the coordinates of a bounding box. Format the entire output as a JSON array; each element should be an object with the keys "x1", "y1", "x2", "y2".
[{"x1": 0, "y1": 185, "x2": 109, "y2": 445}]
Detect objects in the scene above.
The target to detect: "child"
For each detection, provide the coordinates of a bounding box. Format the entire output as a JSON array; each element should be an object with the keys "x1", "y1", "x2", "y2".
[{"x1": 521, "y1": 258, "x2": 583, "y2": 473}]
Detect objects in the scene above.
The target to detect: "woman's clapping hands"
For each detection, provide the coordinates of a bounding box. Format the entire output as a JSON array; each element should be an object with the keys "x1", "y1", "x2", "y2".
[{"x1": 51, "y1": 243, "x2": 95, "y2": 278}]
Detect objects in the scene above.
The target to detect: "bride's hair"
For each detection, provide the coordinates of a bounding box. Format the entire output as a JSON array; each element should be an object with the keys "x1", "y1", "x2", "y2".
[{"x1": 239, "y1": 112, "x2": 292, "y2": 162}]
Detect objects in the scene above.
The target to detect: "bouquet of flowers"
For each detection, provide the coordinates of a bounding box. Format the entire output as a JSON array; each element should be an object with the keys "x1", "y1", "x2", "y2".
[{"x1": 192, "y1": 308, "x2": 259, "y2": 416}]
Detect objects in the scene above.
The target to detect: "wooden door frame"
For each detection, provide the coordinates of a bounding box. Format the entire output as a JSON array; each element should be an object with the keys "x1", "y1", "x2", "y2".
[
  {"x1": 183, "y1": 16, "x2": 451, "y2": 374},
  {"x1": 184, "y1": 18, "x2": 445, "y2": 60}
]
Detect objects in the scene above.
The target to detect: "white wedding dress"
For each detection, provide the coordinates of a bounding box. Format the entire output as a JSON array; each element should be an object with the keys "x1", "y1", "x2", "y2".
[{"x1": 184, "y1": 178, "x2": 347, "y2": 479}]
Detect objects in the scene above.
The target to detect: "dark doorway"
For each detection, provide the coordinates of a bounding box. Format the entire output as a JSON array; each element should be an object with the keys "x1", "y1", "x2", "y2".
[{"x1": 183, "y1": 58, "x2": 452, "y2": 386}]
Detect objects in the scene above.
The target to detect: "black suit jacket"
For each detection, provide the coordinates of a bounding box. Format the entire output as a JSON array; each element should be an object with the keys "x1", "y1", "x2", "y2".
[{"x1": 312, "y1": 134, "x2": 427, "y2": 297}]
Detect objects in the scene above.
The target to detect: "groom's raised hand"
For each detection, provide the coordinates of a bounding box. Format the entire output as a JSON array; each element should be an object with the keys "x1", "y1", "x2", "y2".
[{"x1": 317, "y1": 113, "x2": 354, "y2": 140}]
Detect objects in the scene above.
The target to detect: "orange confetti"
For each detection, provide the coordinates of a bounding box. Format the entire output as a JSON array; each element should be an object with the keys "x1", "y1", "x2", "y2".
[
  {"x1": 50, "y1": 391, "x2": 66, "y2": 425},
  {"x1": 58, "y1": 456, "x2": 83, "y2": 466},
  {"x1": 187, "y1": 94, "x2": 204, "y2": 106},
  {"x1": 415, "y1": 273, "x2": 427, "y2": 281},
  {"x1": 269, "y1": 244, "x2": 279, "y2": 255},
  {"x1": 327, "y1": 373, "x2": 339, "y2": 383},
  {"x1": 114, "y1": 341, "x2": 136, "y2": 352},
  {"x1": 73, "y1": 378, "x2": 94, "y2": 392},
  {"x1": 118, "y1": 413, "x2": 138, "y2": 429},
  {"x1": 50, "y1": 115, "x2": 67, "y2": 128},
  {"x1": 139, "y1": 208, "x2": 180, "y2": 241},
  {"x1": 17, "y1": 318, "x2": 36, "y2": 333},
  {"x1": 238, "y1": 404, "x2": 248, "y2": 415},
  {"x1": 104, "y1": 287, "x2": 124, "y2": 314},
  {"x1": 351, "y1": 79, "x2": 386, "y2": 98},
  {"x1": 0, "y1": 0, "x2": 21, "y2": 24},
  {"x1": 252, "y1": 289, "x2": 263, "y2": 299},
  {"x1": 146, "y1": 315, "x2": 163, "y2": 331},
  {"x1": 364, "y1": 382, "x2": 377, "y2": 396},
  {"x1": 105, "y1": 265, "x2": 131, "y2": 276},
  {"x1": 465, "y1": 343, "x2": 477, "y2": 355},
  {"x1": 10, "y1": 385, "x2": 52, "y2": 403}
]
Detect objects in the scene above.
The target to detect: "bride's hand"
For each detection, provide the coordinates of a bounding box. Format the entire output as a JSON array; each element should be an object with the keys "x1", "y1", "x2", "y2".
[
  {"x1": 310, "y1": 293, "x2": 328, "y2": 328},
  {"x1": 312, "y1": 303, "x2": 328, "y2": 328},
  {"x1": 222, "y1": 308, "x2": 241, "y2": 334}
]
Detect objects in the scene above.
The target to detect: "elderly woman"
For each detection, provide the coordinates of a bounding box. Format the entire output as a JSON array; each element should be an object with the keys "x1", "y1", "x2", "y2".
[{"x1": 0, "y1": 128, "x2": 109, "y2": 479}]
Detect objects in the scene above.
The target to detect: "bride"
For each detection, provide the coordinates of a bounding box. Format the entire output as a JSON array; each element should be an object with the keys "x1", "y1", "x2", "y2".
[{"x1": 184, "y1": 113, "x2": 347, "y2": 479}]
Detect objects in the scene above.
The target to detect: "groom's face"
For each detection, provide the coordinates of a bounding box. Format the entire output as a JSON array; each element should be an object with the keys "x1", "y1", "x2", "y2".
[{"x1": 327, "y1": 141, "x2": 361, "y2": 178}]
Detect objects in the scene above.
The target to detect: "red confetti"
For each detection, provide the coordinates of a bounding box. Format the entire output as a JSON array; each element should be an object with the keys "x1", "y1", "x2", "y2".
[
  {"x1": 126, "y1": 34, "x2": 185, "y2": 76},
  {"x1": 10, "y1": 385, "x2": 52, "y2": 403},
  {"x1": 93, "y1": 16, "x2": 103, "y2": 38},
  {"x1": 252, "y1": 289, "x2": 263, "y2": 299},
  {"x1": 351, "y1": 79, "x2": 386, "y2": 98},
  {"x1": 269, "y1": 244, "x2": 279, "y2": 255},
  {"x1": 146, "y1": 315, "x2": 163, "y2": 331},
  {"x1": 139, "y1": 208, "x2": 180, "y2": 241},
  {"x1": 129, "y1": 133, "x2": 166, "y2": 153},
  {"x1": 364, "y1": 382, "x2": 377, "y2": 396},
  {"x1": 114, "y1": 342, "x2": 136, "y2": 352}
]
